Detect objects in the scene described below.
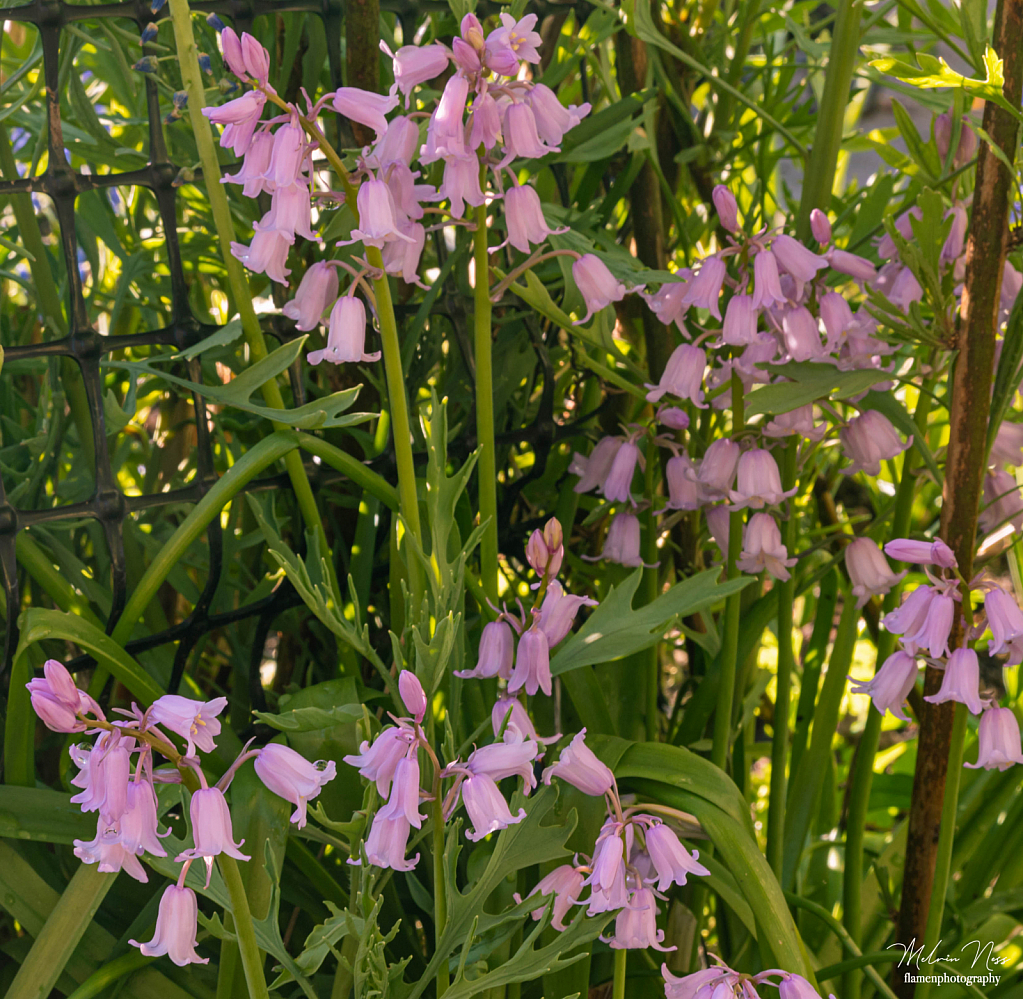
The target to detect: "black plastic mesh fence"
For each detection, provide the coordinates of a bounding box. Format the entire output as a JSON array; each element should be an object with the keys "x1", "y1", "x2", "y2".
[{"x1": 0, "y1": 0, "x2": 578, "y2": 715}]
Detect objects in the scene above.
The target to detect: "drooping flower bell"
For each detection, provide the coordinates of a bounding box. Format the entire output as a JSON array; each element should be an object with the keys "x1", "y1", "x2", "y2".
[
  {"x1": 456, "y1": 619, "x2": 515, "y2": 681},
  {"x1": 254, "y1": 743, "x2": 337, "y2": 829},
  {"x1": 884, "y1": 537, "x2": 957, "y2": 568},
  {"x1": 582, "y1": 823, "x2": 629, "y2": 915},
  {"x1": 736, "y1": 513, "x2": 796, "y2": 581},
  {"x1": 517, "y1": 864, "x2": 585, "y2": 931},
  {"x1": 348, "y1": 179, "x2": 416, "y2": 249},
  {"x1": 751, "y1": 250, "x2": 786, "y2": 309},
  {"x1": 283, "y1": 262, "x2": 338, "y2": 331},
  {"x1": 176, "y1": 787, "x2": 251, "y2": 881},
  {"x1": 572, "y1": 436, "x2": 623, "y2": 494},
  {"x1": 729, "y1": 448, "x2": 796, "y2": 509},
  {"x1": 643, "y1": 821, "x2": 710, "y2": 891},
  {"x1": 526, "y1": 84, "x2": 591, "y2": 145},
  {"x1": 722, "y1": 294, "x2": 759, "y2": 345},
  {"x1": 572, "y1": 254, "x2": 630, "y2": 324},
  {"x1": 850, "y1": 649, "x2": 919, "y2": 721},
  {"x1": 646, "y1": 344, "x2": 707, "y2": 407},
  {"x1": 965, "y1": 706, "x2": 1023, "y2": 771},
  {"x1": 307, "y1": 295, "x2": 381, "y2": 366},
  {"x1": 499, "y1": 184, "x2": 567, "y2": 253},
  {"x1": 780, "y1": 306, "x2": 825, "y2": 362},
  {"x1": 385, "y1": 42, "x2": 449, "y2": 104},
  {"x1": 332, "y1": 87, "x2": 399, "y2": 140},
  {"x1": 602, "y1": 439, "x2": 642, "y2": 503},
  {"x1": 230, "y1": 227, "x2": 293, "y2": 286},
  {"x1": 120, "y1": 779, "x2": 169, "y2": 857},
  {"x1": 74, "y1": 817, "x2": 149, "y2": 882},
  {"x1": 680, "y1": 256, "x2": 726, "y2": 319},
  {"x1": 131, "y1": 885, "x2": 209, "y2": 966},
  {"x1": 660, "y1": 453, "x2": 701, "y2": 512},
  {"x1": 840, "y1": 411, "x2": 912, "y2": 477},
  {"x1": 343, "y1": 724, "x2": 416, "y2": 796},
  {"x1": 693, "y1": 438, "x2": 740, "y2": 501},
  {"x1": 70, "y1": 730, "x2": 131, "y2": 823},
  {"x1": 543, "y1": 729, "x2": 615, "y2": 796},
  {"x1": 923, "y1": 648, "x2": 984, "y2": 715},
  {"x1": 606, "y1": 887, "x2": 675, "y2": 951},
  {"x1": 508, "y1": 624, "x2": 552, "y2": 697},
  {"x1": 461, "y1": 773, "x2": 527, "y2": 840},
  {"x1": 537, "y1": 581, "x2": 596, "y2": 647},
  {"x1": 762, "y1": 404, "x2": 826, "y2": 441},
  {"x1": 202, "y1": 90, "x2": 266, "y2": 157},
  {"x1": 377, "y1": 755, "x2": 427, "y2": 829},
  {"x1": 984, "y1": 587, "x2": 1023, "y2": 656},
  {"x1": 845, "y1": 537, "x2": 907, "y2": 608},
  {"x1": 591, "y1": 511, "x2": 647, "y2": 567}
]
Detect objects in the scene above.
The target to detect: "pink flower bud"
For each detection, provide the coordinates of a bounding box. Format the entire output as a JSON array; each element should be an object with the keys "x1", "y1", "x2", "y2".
[
  {"x1": 460, "y1": 13, "x2": 485, "y2": 49},
  {"x1": 26, "y1": 659, "x2": 98, "y2": 733},
  {"x1": 658, "y1": 407, "x2": 690, "y2": 429},
  {"x1": 219, "y1": 28, "x2": 248, "y2": 79},
  {"x1": 131, "y1": 885, "x2": 208, "y2": 966},
  {"x1": 254, "y1": 743, "x2": 337, "y2": 828},
  {"x1": 388, "y1": 43, "x2": 449, "y2": 103},
  {"x1": 850, "y1": 650, "x2": 919, "y2": 721},
  {"x1": 846, "y1": 537, "x2": 907, "y2": 608},
  {"x1": 398, "y1": 670, "x2": 427, "y2": 723},
  {"x1": 965, "y1": 706, "x2": 1023, "y2": 770},
  {"x1": 240, "y1": 33, "x2": 269, "y2": 85},
  {"x1": 452, "y1": 37, "x2": 481, "y2": 73},
  {"x1": 810, "y1": 209, "x2": 832, "y2": 245},
  {"x1": 543, "y1": 729, "x2": 615, "y2": 795},
  {"x1": 712, "y1": 185, "x2": 739, "y2": 232},
  {"x1": 828, "y1": 249, "x2": 877, "y2": 283},
  {"x1": 883, "y1": 538, "x2": 957, "y2": 568},
  {"x1": 924, "y1": 647, "x2": 983, "y2": 715}
]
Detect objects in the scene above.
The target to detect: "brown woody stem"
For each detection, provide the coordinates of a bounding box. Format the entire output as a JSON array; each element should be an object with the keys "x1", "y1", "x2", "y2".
[{"x1": 894, "y1": 3, "x2": 1023, "y2": 994}]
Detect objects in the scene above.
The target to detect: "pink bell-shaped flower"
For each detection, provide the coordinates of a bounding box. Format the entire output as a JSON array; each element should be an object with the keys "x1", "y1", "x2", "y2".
[
  {"x1": 762, "y1": 404, "x2": 826, "y2": 441},
  {"x1": 780, "y1": 306, "x2": 825, "y2": 361},
  {"x1": 924, "y1": 647, "x2": 984, "y2": 715},
  {"x1": 359, "y1": 810, "x2": 417, "y2": 870},
  {"x1": 729, "y1": 448, "x2": 796, "y2": 509},
  {"x1": 965, "y1": 706, "x2": 1023, "y2": 770},
  {"x1": 607, "y1": 887, "x2": 675, "y2": 950},
  {"x1": 537, "y1": 581, "x2": 596, "y2": 647},
  {"x1": 984, "y1": 587, "x2": 1023, "y2": 656},
  {"x1": 722, "y1": 293, "x2": 759, "y2": 345},
  {"x1": 693, "y1": 438, "x2": 740, "y2": 500},
  {"x1": 751, "y1": 250, "x2": 786, "y2": 309},
  {"x1": 543, "y1": 728, "x2": 614, "y2": 795},
  {"x1": 254, "y1": 743, "x2": 337, "y2": 829},
  {"x1": 120, "y1": 780, "x2": 169, "y2": 857},
  {"x1": 736, "y1": 513, "x2": 797, "y2": 581},
  {"x1": 526, "y1": 83, "x2": 590, "y2": 145},
  {"x1": 500, "y1": 184, "x2": 566, "y2": 253},
  {"x1": 378, "y1": 755, "x2": 426, "y2": 829},
  {"x1": 583, "y1": 823, "x2": 629, "y2": 914},
  {"x1": 592, "y1": 512, "x2": 646, "y2": 567},
  {"x1": 646, "y1": 344, "x2": 707, "y2": 406},
  {"x1": 660, "y1": 453, "x2": 701, "y2": 512},
  {"x1": 572, "y1": 254, "x2": 630, "y2": 324},
  {"x1": 846, "y1": 537, "x2": 907, "y2": 608},
  {"x1": 572, "y1": 436, "x2": 623, "y2": 493},
  {"x1": 508, "y1": 625, "x2": 552, "y2": 696},
  {"x1": 349, "y1": 179, "x2": 416, "y2": 249},
  {"x1": 283, "y1": 262, "x2": 339, "y2": 331},
  {"x1": 644, "y1": 821, "x2": 710, "y2": 891},
  {"x1": 308, "y1": 295, "x2": 381, "y2": 366},
  {"x1": 420, "y1": 76, "x2": 468, "y2": 163},
  {"x1": 332, "y1": 88, "x2": 399, "y2": 140},
  {"x1": 223, "y1": 130, "x2": 275, "y2": 198},
  {"x1": 461, "y1": 773, "x2": 527, "y2": 840},
  {"x1": 387, "y1": 42, "x2": 449, "y2": 104},
  {"x1": 602, "y1": 439, "x2": 642, "y2": 502},
  {"x1": 131, "y1": 885, "x2": 208, "y2": 966},
  {"x1": 469, "y1": 91, "x2": 502, "y2": 150},
  {"x1": 70, "y1": 731, "x2": 131, "y2": 823},
  {"x1": 850, "y1": 650, "x2": 919, "y2": 721},
  {"x1": 176, "y1": 787, "x2": 250, "y2": 877},
  {"x1": 438, "y1": 155, "x2": 485, "y2": 220},
  {"x1": 772, "y1": 234, "x2": 827, "y2": 287},
  {"x1": 148, "y1": 694, "x2": 228, "y2": 759},
  {"x1": 343, "y1": 724, "x2": 416, "y2": 796},
  {"x1": 202, "y1": 90, "x2": 266, "y2": 157},
  {"x1": 456, "y1": 619, "x2": 515, "y2": 681},
  {"x1": 840, "y1": 410, "x2": 912, "y2": 476},
  {"x1": 74, "y1": 816, "x2": 149, "y2": 882},
  {"x1": 230, "y1": 227, "x2": 293, "y2": 285},
  {"x1": 680, "y1": 255, "x2": 726, "y2": 319},
  {"x1": 466, "y1": 738, "x2": 538, "y2": 791},
  {"x1": 518, "y1": 864, "x2": 585, "y2": 931}
]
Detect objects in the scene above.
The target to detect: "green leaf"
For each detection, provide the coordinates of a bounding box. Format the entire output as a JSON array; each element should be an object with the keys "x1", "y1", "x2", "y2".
[
  {"x1": 105, "y1": 339, "x2": 371, "y2": 431},
  {"x1": 15, "y1": 607, "x2": 164, "y2": 703},
  {"x1": 252, "y1": 703, "x2": 364, "y2": 731},
  {"x1": 745, "y1": 362, "x2": 893, "y2": 417},
  {"x1": 551, "y1": 567, "x2": 753, "y2": 675},
  {"x1": 175, "y1": 317, "x2": 245, "y2": 360},
  {"x1": 0, "y1": 787, "x2": 94, "y2": 844}
]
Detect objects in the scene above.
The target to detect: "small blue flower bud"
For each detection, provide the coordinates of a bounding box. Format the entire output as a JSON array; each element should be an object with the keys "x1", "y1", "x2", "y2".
[
  {"x1": 205, "y1": 12, "x2": 225, "y2": 31},
  {"x1": 132, "y1": 55, "x2": 160, "y2": 73},
  {"x1": 140, "y1": 21, "x2": 159, "y2": 43}
]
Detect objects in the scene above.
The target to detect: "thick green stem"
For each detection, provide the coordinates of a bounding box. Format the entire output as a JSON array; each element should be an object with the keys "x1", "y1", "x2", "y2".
[
  {"x1": 766, "y1": 441, "x2": 798, "y2": 876},
  {"x1": 219, "y1": 856, "x2": 271, "y2": 999},
  {"x1": 167, "y1": 0, "x2": 335, "y2": 591},
  {"x1": 433, "y1": 794, "x2": 449, "y2": 996},
  {"x1": 783, "y1": 585, "x2": 858, "y2": 888},
  {"x1": 64, "y1": 950, "x2": 153, "y2": 999},
  {"x1": 916, "y1": 703, "x2": 969, "y2": 999},
  {"x1": 473, "y1": 202, "x2": 499, "y2": 604},
  {"x1": 612, "y1": 948, "x2": 627, "y2": 999},
  {"x1": 794, "y1": 0, "x2": 863, "y2": 240},
  {"x1": 712, "y1": 375, "x2": 745, "y2": 770}
]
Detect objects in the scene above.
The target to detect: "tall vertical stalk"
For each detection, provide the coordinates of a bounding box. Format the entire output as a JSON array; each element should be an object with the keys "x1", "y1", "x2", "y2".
[
  {"x1": 168, "y1": 0, "x2": 337, "y2": 592},
  {"x1": 712, "y1": 373, "x2": 745, "y2": 770},
  {"x1": 895, "y1": 4, "x2": 1023, "y2": 991},
  {"x1": 794, "y1": 0, "x2": 863, "y2": 240},
  {"x1": 219, "y1": 856, "x2": 272, "y2": 999},
  {"x1": 433, "y1": 793, "x2": 450, "y2": 996},
  {"x1": 474, "y1": 200, "x2": 499, "y2": 604},
  {"x1": 766, "y1": 441, "x2": 798, "y2": 876},
  {"x1": 612, "y1": 948, "x2": 627, "y2": 999}
]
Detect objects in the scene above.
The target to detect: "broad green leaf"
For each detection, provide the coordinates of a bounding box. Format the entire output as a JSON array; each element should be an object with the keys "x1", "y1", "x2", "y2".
[
  {"x1": 551, "y1": 567, "x2": 753, "y2": 675},
  {"x1": 105, "y1": 339, "x2": 371, "y2": 431},
  {"x1": 175, "y1": 317, "x2": 245, "y2": 359},
  {"x1": 745, "y1": 362, "x2": 893, "y2": 417},
  {"x1": 0, "y1": 786, "x2": 94, "y2": 844},
  {"x1": 252, "y1": 703, "x2": 364, "y2": 732},
  {"x1": 16, "y1": 607, "x2": 164, "y2": 703}
]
